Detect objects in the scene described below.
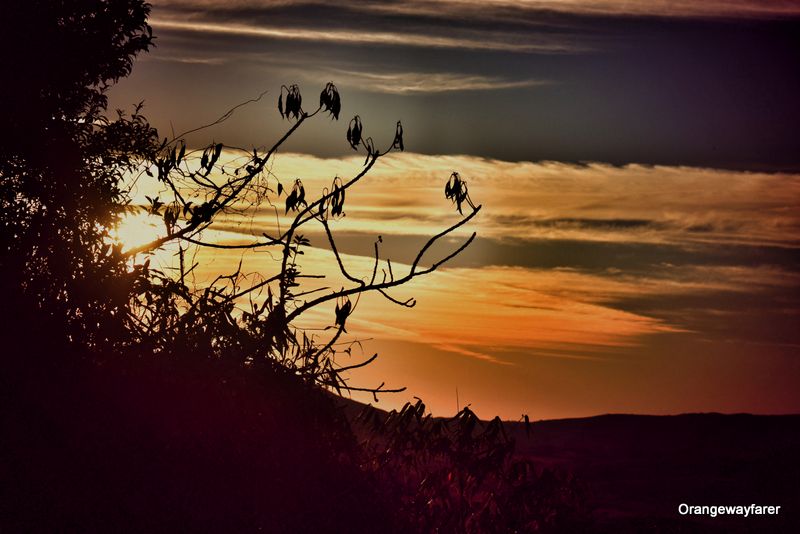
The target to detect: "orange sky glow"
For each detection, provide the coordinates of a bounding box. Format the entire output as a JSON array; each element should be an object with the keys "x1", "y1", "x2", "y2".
[{"x1": 116, "y1": 152, "x2": 800, "y2": 419}]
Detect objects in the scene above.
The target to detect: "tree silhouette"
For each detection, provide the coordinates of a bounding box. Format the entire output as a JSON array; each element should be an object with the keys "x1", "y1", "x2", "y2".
[
  {"x1": 0, "y1": 2, "x2": 481, "y2": 401},
  {"x1": 0, "y1": 0, "x2": 158, "y2": 350}
]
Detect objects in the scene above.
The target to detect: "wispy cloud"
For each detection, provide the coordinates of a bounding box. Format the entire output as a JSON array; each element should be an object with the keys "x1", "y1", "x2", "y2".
[
  {"x1": 151, "y1": 18, "x2": 580, "y2": 53},
  {"x1": 330, "y1": 70, "x2": 551, "y2": 94},
  {"x1": 124, "y1": 152, "x2": 800, "y2": 254},
  {"x1": 156, "y1": 0, "x2": 800, "y2": 20},
  {"x1": 263, "y1": 154, "x2": 800, "y2": 249},
  {"x1": 121, "y1": 151, "x2": 800, "y2": 348},
  {"x1": 145, "y1": 54, "x2": 227, "y2": 65},
  {"x1": 360, "y1": 0, "x2": 800, "y2": 19}
]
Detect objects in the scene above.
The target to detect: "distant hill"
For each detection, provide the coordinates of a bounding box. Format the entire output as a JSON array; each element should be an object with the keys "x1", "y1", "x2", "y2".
[
  {"x1": 340, "y1": 399, "x2": 800, "y2": 533},
  {"x1": 496, "y1": 412, "x2": 800, "y2": 532},
  {"x1": 514, "y1": 414, "x2": 800, "y2": 529}
]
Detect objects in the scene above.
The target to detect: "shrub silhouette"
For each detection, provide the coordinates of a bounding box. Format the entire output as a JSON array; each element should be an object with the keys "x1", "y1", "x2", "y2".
[
  {"x1": 1, "y1": 1, "x2": 588, "y2": 532},
  {"x1": 358, "y1": 400, "x2": 591, "y2": 533},
  {"x1": 1, "y1": 0, "x2": 159, "y2": 350}
]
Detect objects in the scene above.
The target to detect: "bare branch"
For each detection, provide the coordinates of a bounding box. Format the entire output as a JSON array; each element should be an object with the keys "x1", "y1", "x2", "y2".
[
  {"x1": 320, "y1": 218, "x2": 364, "y2": 286},
  {"x1": 335, "y1": 352, "x2": 379, "y2": 372},
  {"x1": 166, "y1": 90, "x2": 270, "y2": 145},
  {"x1": 410, "y1": 205, "x2": 481, "y2": 276},
  {"x1": 179, "y1": 235, "x2": 284, "y2": 249},
  {"x1": 285, "y1": 205, "x2": 481, "y2": 323},
  {"x1": 377, "y1": 288, "x2": 416, "y2": 308}
]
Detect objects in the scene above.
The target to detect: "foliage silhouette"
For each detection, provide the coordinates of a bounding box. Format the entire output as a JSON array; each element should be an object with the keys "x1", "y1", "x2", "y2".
[{"x1": 1, "y1": 0, "x2": 159, "y2": 350}]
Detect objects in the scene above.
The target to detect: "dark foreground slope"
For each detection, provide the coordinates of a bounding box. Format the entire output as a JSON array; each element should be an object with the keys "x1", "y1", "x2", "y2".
[
  {"x1": 4, "y1": 339, "x2": 798, "y2": 534},
  {"x1": 0, "y1": 344, "x2": 389, "y2": 533},
  {"x1": 510, "y1": 413, "x2": 800, "y2": 533}
]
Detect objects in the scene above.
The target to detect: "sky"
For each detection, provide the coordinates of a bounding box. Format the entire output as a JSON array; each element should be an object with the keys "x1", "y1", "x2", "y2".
[{"x1": 110, "y1": 0, "x2": 800, "y2": 420}]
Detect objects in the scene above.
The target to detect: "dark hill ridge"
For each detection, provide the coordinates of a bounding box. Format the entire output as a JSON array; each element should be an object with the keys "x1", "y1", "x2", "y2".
[
  {"x1": 510, "y1": 413, "x2": 800, "y2": 532},
  {"x1": 512, "y1": 413, "x2": 800, "y2": 519},
  {"x1": 342, "y1": 398, "x2": 800, "y2": 533}
]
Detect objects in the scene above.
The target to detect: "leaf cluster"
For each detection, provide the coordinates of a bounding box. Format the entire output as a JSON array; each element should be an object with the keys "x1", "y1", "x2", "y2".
[{"x1": 278, "y1": 84, "x2": 303, "y2": 120}]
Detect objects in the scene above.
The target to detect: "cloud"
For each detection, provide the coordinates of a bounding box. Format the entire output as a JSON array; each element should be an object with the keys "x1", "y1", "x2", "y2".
[
  {"x1": 155, "y1": 0, "x2": 800, "y2": 20},
  {"x1": 361, "y1": 0, "x2": 800, "y2": 19},
  {"x1": 124, "y1": 151, "x2": 800, "y2": 258},
  {"x1": 145, "y1": 54, "x2": 227, "y2": 65},
  {"x1": 328, "y1": 70, "x2": 551, "y2": 94},
  {"x1": 258, "y1": 153, "x2": 799, "y2": 249},
  {"x1": 151, "y1": 18, "x2": 580, "y2": 53}
]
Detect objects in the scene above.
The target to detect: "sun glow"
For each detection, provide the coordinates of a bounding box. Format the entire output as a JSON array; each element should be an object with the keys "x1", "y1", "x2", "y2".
[{"x1": 113, "y1": 211, "x2": 163, "y2": 251}]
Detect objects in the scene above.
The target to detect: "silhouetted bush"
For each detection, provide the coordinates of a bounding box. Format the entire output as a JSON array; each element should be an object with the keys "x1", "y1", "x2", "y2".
[
  {"x1": 1, "y1": 0, "x2": 159, "y2": 350},
  {"x1": 358, "y1": 400, "x2": 592, "y2": 533}
]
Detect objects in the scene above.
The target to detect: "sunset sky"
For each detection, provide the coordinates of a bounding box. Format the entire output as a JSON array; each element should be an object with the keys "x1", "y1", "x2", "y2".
[{"x1": 109, "y1": 1, "x2": 800, "y2": 420}]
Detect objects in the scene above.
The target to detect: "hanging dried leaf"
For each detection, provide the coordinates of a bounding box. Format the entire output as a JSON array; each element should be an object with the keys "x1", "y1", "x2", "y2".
[
  {"x1": 279, "y1": 84, "x2": 303, "y2": 120},
  {"x1": 392, "y1": 120, "x2": 404, "y2": 151},
  {"x1": 319, "y1": 82, "x2": 341, "y2": 120},
  {"x1": 330, "y1": 176, "x2": 345, "y2": 217},
  {"x1": 334, "y1": 295, "x2": 352, "y2": 332},
  {"x1": 285, "y1": 179, "x2": 305, "y2": 214},
  {"x1": 445, "y1": 172, "x2": 472, "y2": 214},
  {"x1": 347, "y1": 116, "x2": 362, "y2": 150},
  {"x1": 285, "y1": 190, "x2": 297, "y2": 214},
  {"x1": 295, "y1": 178, "x2": 305, "y2": 205}
]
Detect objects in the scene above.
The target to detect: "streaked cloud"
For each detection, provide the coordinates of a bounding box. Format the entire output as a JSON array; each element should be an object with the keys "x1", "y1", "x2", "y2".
[
  {"x1": 326, "y1": 70, "x2": 551, "y2": 94},
  {"x1": 146, "y1": 54, "x2": 227, "y2": 65},
  {"x1": 248, "y1": 153, "x2": 800, "y2": 249},
  {"x1": 361, "y1": 0, "x2": 800, "y2": 19},
  {"x1": 123, "y1": 151, "x2": 800, "y2": 254},
  {"x1": 151, "y1": 18, "x2": 579, "y2": 53},
  {"x1": 107, "y1": 2, "x2": 800, "y2": 170},
  {"x1": 156, "y1": 0, "x2": 800, "y2": 20}
]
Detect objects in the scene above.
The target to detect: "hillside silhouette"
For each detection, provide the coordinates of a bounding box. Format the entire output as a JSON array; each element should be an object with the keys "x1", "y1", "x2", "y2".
[
  {"x1": 514, "y1": 413, "x2": 800, "y2": 533},
  {"x1": 1, "y1": 338, "x2": 387, "y2": 531}
]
